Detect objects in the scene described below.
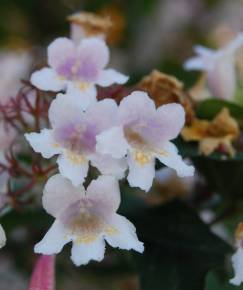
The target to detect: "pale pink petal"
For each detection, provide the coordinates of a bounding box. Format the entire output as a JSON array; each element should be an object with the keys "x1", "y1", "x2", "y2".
[
  {"x1": 25, "y1": 129, "x2": 61, "y2": 158},
  {"x1": 118, "y1": 91, "x2": 156, "y2": 125},
  {"x1": 66, "y1": 83, "x2": 97, "y2": 111},
  {"x1": 194, "y1": 45, "x2": 215, "y2": 57},
  {"x1": 0, "y1": 224, "x2": 6, "y2": 249},
  {"x1": 105, "y1": 213, "x2": 144, "y2": 253},
  {"x1": 90, "y1": 153, "x2": 127, "y2": 179},
  {"x1": 156, "y1": 141, "x2": 194, "y2": 177},
  {"x1": 86, "y1": 175, "x2": 121, "y2": 213},
  {"x1": 127, "y1": 150, "x2": 155, "y2": 192},
  {"x1": 57, "y1": 153, "x2": 89, "y2": 186},
  {"x1": 78, "y1": 37, "x2": 109, "y2": 71},
  {"x1": 34, "y1": 221, "x2": 70, "y2": 255},
  {"x1": 207, "y1": 58, "x2": 236, "y2": 100},
  {"x1": 43, "y1": 174, "x2": 84, "y2": 218},
  {"x1": 183, "y1": 57, "x2": 209, "y2": 71},
  {"x1": 48, "y1": 93, "x2": 84, "y2": 128},
  {"x1": 71, "y1": 237, "x2": 105, "y2": 266},
  {"x1": 97, "y1": 69, "x2": 128, "y2": 87},
  {"x1": 85, "y1": 98, "x2": 118, "y2": 131},
  {"x1": 30, "y1": 68, "x2": 66, "y2": 92},
  {"x1": 96, "y1": 126, "x2": 129, "y2": 159},
  {"x1": 230, "y1": 247, "x2": 243, "y2": 286},
  {"x1": 156, "y1": 103, "x2": 185, "y2": 141},
  {"x1": 47, "y1": 37, "x2": 76, "y2": 70},
  {"x1": 28, "y1": 255, "x2": 55, "y2": 290},
  {"x1": 224, "y1": 33, "x2": 243, "y2": 55}
]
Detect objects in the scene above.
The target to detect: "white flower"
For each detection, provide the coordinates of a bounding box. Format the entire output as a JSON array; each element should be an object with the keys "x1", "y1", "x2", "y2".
[
  {"x1": 0, "y1": 224, "x2": 6, "y2": 248},
  {"x1": 184, "y1": 33, "x2": 243, "y2": 100},
  {"x1": 34, "y1": 174, "x2": 144, "y2": 266},
  {"x1": 31, "y1": 37, "x2": 128, "y2": 110},
  {"x1": 96, "y1": 91, "x2": 194, "y2": 192},
  {"x1": 25, "y1": 93, "x2": 126, "y2": 186},
  {"x1": 230, "y1": 223, "x2": 243, "y2": 286}
]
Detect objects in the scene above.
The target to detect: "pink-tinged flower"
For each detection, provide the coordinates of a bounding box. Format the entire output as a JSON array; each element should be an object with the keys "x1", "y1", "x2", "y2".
[
  {"x1": 31, "y1": 37, "x2": 128, "y2": 110},
  {"x1": 96, "y1": 91, "x2": 194, "y2": 192},
  {"x1": 28, "y1": 255, "x2": 55, "y2": 290},
  {"x1": 34, "y1": 174, "x2": 144, "y2": 266},
  {"x1": 0, "y1": 224, "x2": 6, "y2": 248},
  {"x1": 184, "y1": 33, "x2": 243, "y2": 100},
  {"x1": 25, "y1": 93, "x2": 126, "y2": 186}
]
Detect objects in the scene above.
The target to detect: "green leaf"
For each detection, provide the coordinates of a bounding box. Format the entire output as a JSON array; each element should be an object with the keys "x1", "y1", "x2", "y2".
[
  {"x1": 205, "y1": 270, "x2": 243, "y2": 290},
  {"x1": 192, "y1": 156, "x2": 243, "y2": 197},
  {"x1": 131, "y1": 201, "x2": 231, "y2": 290},
  {"x1": 196, "y1": 99, "x2": 243, "y2": 126}
]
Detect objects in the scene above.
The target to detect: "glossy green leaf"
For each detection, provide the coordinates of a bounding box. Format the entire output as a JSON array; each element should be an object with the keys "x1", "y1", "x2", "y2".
[{"x1": 196, "y1": 99, "x2": 243, "y2": 126}]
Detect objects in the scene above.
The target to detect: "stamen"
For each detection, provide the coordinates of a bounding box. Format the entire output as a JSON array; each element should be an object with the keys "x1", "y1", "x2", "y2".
[{"x1": 66, "y1": 150, "x2": 86, "y2": 164}]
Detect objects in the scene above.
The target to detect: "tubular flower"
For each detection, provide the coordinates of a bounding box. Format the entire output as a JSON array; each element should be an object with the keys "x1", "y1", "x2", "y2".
[
  {"x1": 96, "y1": 91, "x2": 194, "y2": 192},
  {"x1": 230, "y1": 223, "x2": 243, "y2": 286},
  {"x1": 31, "y1": 37, "x2": 128, "y2": 110},
  {"x1": 25, "y1": 93, "x2": 126, "y2": 186},
  {"x1": 184, "y1": 33, "x2": 243, "y2": 100},
  {"x1": 34, "y1": 174, "x2": 144, "y2": 266}
]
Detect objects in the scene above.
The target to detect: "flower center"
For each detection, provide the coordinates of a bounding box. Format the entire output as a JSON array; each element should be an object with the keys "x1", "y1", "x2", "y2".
[
  {"x1": 54, "y1": 122, "x2": 97, "y2": 155},
  {"x1": 57, "y1": 57, "x2": 99, "y2": 82},
  {"x1": 60, "y1": 199, "x2": 107, "y2": 244}
]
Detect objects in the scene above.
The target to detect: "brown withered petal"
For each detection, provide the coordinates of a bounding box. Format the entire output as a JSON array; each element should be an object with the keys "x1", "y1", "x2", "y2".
[
  {"x1": 137, "y1": 70, "x2": 195, "y2": 124},
  {"x1": 181, "y1": 108, "x2": 240, "y2": 156},
  {"x1": 98, "y1": 5, "x2": 126, "y2": 45},
  {"x1": 67, "y1": 11, "x2": 112, "y2": 39},
  {"x1": 235, "y1": 222, "x2": 243, "y2": 241},
  {"x1": 147, "y1": 177, "x2": 190, "y2": 205}
]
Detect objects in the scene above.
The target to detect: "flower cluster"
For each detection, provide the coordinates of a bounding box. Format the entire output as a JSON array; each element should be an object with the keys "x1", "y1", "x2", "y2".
[{"x1": 22, "y1": 32, "x2": 195, "y2": 265}]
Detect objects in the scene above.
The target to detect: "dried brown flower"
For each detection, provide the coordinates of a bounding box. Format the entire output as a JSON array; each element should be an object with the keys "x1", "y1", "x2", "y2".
[
  {"x1": 181, "y1": 108, "x2": 240, "y2": 156},
  {"x1": 137, "y1": 70, "x2": 194, "y2": 124}
]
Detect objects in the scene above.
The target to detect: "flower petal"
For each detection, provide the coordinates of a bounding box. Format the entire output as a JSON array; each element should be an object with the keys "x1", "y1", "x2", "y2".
[
  {"x1": 78, "y1": 37, "x2": 109, "y2": 71},
  {"x1": 25, "y1": 129, "x2": 61, "y2": 159},
  {"x1": 71, "y1": 237, "x2": 106, "y2": 266},
  {"x1": 96, "y1": 126, "x2": 129, "y2": 159},
  {"x1": 127, "y1": 150, "x2": 155, "y2": 192},
  {"x1": 43, "y1": 174, "x2": 84, "y2": 218},
  {"x1": 194, "y1": 45, "x2": 215, "y2": 57},
  {"x1": 118, "y1": 91, "x2": 156, "y2": 124},
  {"x1": 105, "y1": 213, "x2": 144, "y2": 253},
  {"x1": 34, "y1": 220, "x2": 70, "y2": 255},
  {"x1": 156, "y1": 141, "x2": 194, "y2": 177},
  {"x1": 183, "y1": 57, "x2": 208, "y2": 71},
  {"x1": 90, "y1": 153, "x2": 127, "y2": 180},
  {"x1": 86, "y1": 175, "x2": 121, "y2": 213},
  {"x1": 57, "y1": 153, "x2": 89, "y2": 186},
  {"x1": 156, "y1": 103, "x2": 185, "y2": 141},
  {"x1": 85, "y1": 98, "x2": 118, "y2": 131},
  {"x1": 230, "y1": 247, "x2": 243, "y2": 286},
  {"x1": 47, "y1": 37, "x2": 76, "y2": 70},
  {"x1": 97, "y1": 69, "x2": 128, "y2": 87},
  {"x1": 207, "y1": 58, "x2": 236, "y2": 100},
  {"x1": 30, "y1": 68, "x2": 66, "y2": 92},
  {"x1": 48, "y1": 93, "x2": 84, "y2": 128},
  {"x1": 66, "y1": 83, "x2": 97, "y2": 111},
  {"x1": 0, "y1": 224, "x2": 6, "y2": 248}
]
